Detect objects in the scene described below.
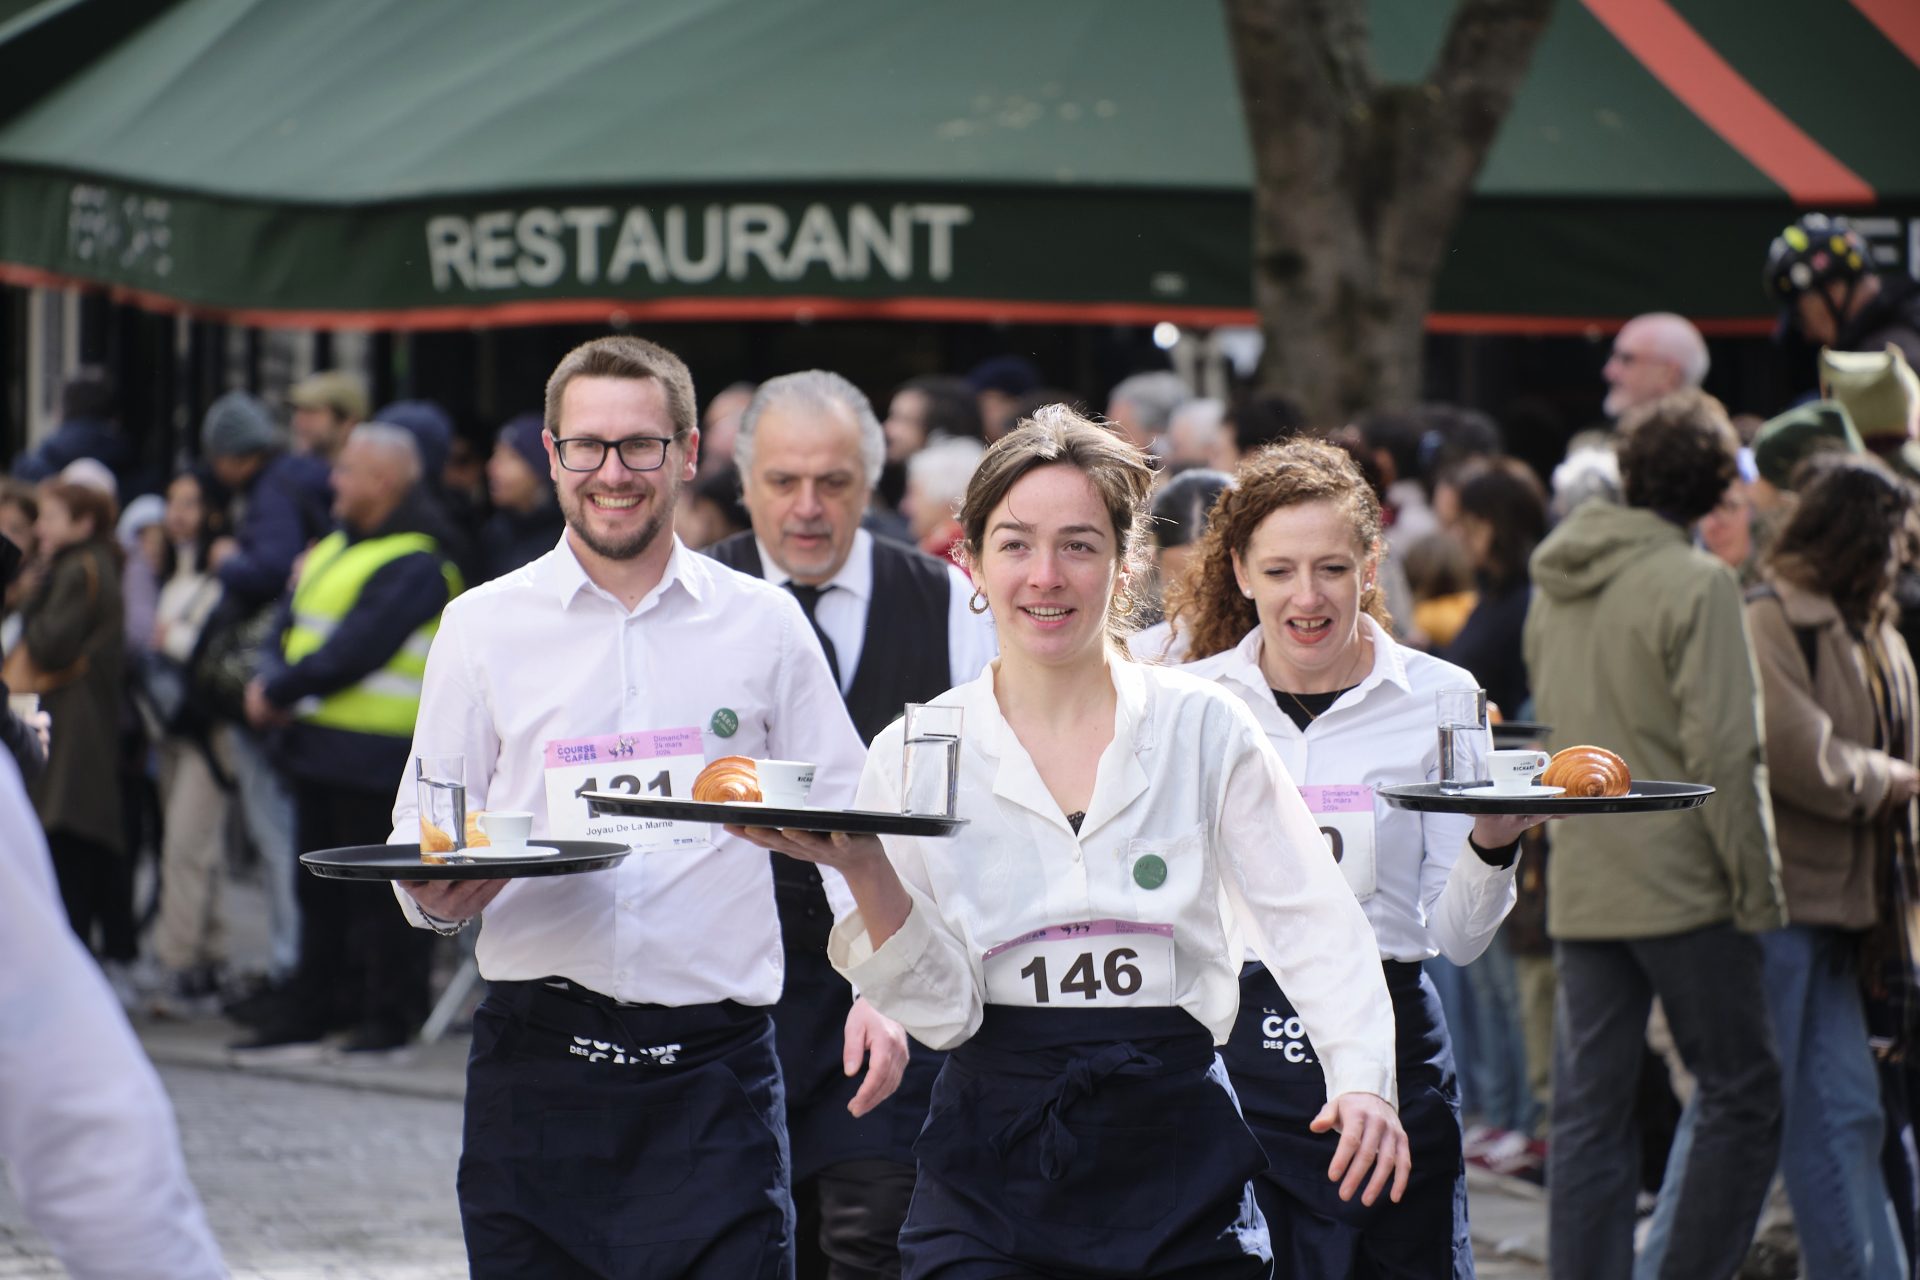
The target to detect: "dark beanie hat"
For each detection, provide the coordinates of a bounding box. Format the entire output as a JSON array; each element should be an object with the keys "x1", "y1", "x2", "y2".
[
  {"x1": 201, "y1": 391, "x2": 283, "y2": 457},
  {"x1": 966, "y1": 355, "x2": 1043, "y2": 396},
  {"x1": 498, "y1": 413, "x2": 551, "y2": 488},
  {"x1": 373, "y1": 400, "x2": 453, "y2": 485}
]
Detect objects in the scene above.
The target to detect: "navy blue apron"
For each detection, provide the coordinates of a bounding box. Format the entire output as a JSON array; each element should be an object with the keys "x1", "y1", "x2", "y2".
[
  {"x1": 458, "y1": 979, "x2": 796, "y2": 1280},
  {"x1": 901, "y1": 1005, "x2": 1274, "y2": 1280},
  {"x1": 1223, "y1": 960, "x2": 1471, "y2": 1280},
  {"x1": 773, "y1": 883, "x2": 942, "y2": 1180}
]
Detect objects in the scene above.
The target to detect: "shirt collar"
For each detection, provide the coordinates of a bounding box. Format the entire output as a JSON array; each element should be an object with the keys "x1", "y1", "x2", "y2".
[
  {"x1": 1210, "y1": 615, "x2": 1412, "y2": 705},
  {"x1": 956, "y1": 653, "x2": 1152, "y2": 838},
  {"x1": 539, "y1": 532, "x2": 709, "y2": 611},
  {"x1": 752, "y1": 528, "x2": 874, "y2": 604}
]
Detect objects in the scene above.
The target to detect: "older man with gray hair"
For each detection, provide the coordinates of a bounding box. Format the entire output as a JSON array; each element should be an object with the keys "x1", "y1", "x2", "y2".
[
  {"x1": 708, "y1": 369, "x2": 994, "y2": 1280},
  {"x1": 1603, "y1": 312, "x2": 1711, "y2": 420},
  {"x1": 232, "y1": 422, "x2": 465, "y2": 1058},
  {"x1": 1107, "y1": 369, "x2": 1194, "y2": 454}
]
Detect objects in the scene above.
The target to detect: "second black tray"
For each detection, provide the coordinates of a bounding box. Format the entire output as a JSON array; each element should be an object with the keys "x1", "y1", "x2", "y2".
[{"x1": 1377, "y1": 780, "x2": 1715, "y2": 815}]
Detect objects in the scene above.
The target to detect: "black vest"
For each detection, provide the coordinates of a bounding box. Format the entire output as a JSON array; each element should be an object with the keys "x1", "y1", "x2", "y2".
[
  {"x1": 706, "y1": 532, "x2": 956, "y2": 948},
  {"x1": 706, "y1": 532, "x2": 953, "y2": 743}
]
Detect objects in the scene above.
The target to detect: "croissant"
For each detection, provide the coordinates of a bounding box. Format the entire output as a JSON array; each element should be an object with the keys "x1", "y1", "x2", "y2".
[
  {"x1": 693, "y1": 755, "x2": 762, "y2": 803},
  {"x1": 419, "y1": 810, "x2": 492, "y2": 862},
  {"x1": 1541, "y1": 745, "x2": 1631, "y2": 797},
  {"x1": 420, "y1": 816, "x2": 455, "y2": 861}
]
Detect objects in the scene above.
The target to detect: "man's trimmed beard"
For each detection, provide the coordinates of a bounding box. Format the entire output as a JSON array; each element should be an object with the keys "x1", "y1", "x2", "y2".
[{"x1": 561, "y1": 479, "x2": 678, "y2": 562}]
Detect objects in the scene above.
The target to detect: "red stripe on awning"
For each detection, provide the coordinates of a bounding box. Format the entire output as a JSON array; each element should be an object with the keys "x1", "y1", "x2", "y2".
[
  {"x1": 0, "y1": 261, "x2": 1777, "y2": 337},
  {"x1": 1582, "y1": 0, "x2": 1875, "y2": 205},
  {"x1": 1852, "y1": 0, "x2": 1920, "y2": 70}
]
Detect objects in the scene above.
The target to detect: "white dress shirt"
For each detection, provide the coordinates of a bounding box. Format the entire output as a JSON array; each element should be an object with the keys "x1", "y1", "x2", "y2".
[
  {"x1": 0, "y1": 760, "x2": 226, "y2": 1280},
  {"x1": 833, "y1": 658, "x2": 1399, "y2": 1104},
  {"x1": 390, "y1": 536, "x2": 867, "y2": 1007},
  {"x1": 755, "y1": 529, "x2": 998, "y2": 691},
  {"x1": 1180, "y1": 618, "x2": 1517, "y2": 964}
]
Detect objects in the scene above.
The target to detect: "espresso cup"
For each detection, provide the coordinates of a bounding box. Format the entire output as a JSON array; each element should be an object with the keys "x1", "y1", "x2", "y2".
[
  {"x1": 1486, "y1": 749, "x2": 1552, "y2": 793},
  {"x1": 478, "y1": 810, "x2": 534, "y2": 848},
  {"x1": 756, "y1": 760, "x2": 817, "y2": 807}
]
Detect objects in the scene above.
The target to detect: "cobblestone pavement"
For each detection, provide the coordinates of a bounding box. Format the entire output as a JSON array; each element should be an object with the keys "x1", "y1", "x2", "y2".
[
  {"x1": 1, "y1": 1040, "x2": 1545, "y2": 1278},
  {"x1": 0, "y1": 1063, "x2": 469, "y2": 1279}
]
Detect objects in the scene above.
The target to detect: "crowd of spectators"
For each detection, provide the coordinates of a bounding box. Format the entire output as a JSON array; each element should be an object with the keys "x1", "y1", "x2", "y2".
[{"x1": 5, "y1": 210, "x2": 1920, "y2": 1276}]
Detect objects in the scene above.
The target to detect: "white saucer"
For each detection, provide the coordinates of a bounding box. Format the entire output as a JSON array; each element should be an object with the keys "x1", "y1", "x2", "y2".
[
  {"x1": 1485, "y1": 784, "x2": 1565, "y2": 798},
  {"x1": 457, "y1": 843, "x2": 560, "y2": 860}
]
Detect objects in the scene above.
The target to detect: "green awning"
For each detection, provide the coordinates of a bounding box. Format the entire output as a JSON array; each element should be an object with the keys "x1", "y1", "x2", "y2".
[{"x1": 1, "y1": 0, "x2": 1915, "y2": 330}]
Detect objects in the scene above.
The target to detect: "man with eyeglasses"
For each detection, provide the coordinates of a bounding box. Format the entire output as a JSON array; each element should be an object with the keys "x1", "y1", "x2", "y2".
[
  {"x1": 388, "y1": 335, "x2": 872, "y2": 1278},
  {"x1": 707, "y1": 370, "x2": 995, "y2": 1280},
  {"x1": 1602, "y1": 312, "x2": 1710, "y2": 421}
]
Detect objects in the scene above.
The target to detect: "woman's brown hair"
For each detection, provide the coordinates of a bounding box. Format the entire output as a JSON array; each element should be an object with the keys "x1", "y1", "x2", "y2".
[
  {"x1": 1164, "y1": 439, "x2": 1391, "y2": 661},
  {"x1": 1767, "y1": 454, "x2": 1915, "y2": 631},
  {"x1": 42, "y1": 482, "x2": 119, "y2": 548},
  {"x1": 958, "y1": 404, "x2": 1155, "y2": 649}
]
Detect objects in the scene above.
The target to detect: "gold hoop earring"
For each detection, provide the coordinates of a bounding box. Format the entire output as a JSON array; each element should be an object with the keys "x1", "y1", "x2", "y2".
[{"x1": 968, "y1": 586, "x2": 989, "y2": 615}]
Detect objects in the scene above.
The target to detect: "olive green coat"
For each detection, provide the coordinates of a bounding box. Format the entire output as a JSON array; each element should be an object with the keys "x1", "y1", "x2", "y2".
[{"x1": 1523, "y1": 502, "x2": 1784, "y2": 940}]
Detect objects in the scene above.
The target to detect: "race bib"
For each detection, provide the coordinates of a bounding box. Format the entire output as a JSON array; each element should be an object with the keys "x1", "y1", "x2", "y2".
[
  {"x1": 543, "y1": 727, "x2": 708, "y2": 853},
  {"x1": 1301, "y1": 784, "x2": 1377, "y2": 900},
  {"x1": 982, "y1": 919, "x2": 1176, "y2": 1008}
]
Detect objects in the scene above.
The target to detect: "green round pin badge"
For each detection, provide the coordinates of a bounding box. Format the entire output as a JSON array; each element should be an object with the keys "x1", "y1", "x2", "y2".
[
  {"x1": 709, "y1": 708, "x2": 739, "y2": 738},
  {"x1": 1133, "y1": 853, "x2": 1168, "y2": 890}
]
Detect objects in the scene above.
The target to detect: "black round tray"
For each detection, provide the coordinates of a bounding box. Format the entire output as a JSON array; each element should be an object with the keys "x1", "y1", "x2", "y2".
[
  {"x1": 1376, "y1": 780, "x2": 1715, "y2": 816},
  {"x1": 581, "y1": 792, "x2": 967, "y2": 837},
  {"x1": 300, "y1": 840, "x2": 631, "y2": 881}
]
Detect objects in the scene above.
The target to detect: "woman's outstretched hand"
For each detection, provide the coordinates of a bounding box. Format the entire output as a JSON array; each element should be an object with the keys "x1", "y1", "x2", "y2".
[{"x1": 1312, "y1": 1091, "x2": 1412, "y2": 1206}]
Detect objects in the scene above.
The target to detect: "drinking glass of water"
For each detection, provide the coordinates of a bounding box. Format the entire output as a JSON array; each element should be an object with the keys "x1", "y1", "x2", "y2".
[
  {"x1": 902, "y1": 704, "x2": 962, "y2": 817},
  {"x1": 416, "y1": 753, "x2": 468, "y2": 852},
  {"x1": 1435, "y1": 688, "x2": 1489, "y2": 791}
]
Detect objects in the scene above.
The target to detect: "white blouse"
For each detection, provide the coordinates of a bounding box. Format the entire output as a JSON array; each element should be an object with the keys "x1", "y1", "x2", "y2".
[
  {"x1": 1181, "y1": 619, "x2": 1518, "y2": 964},
  {"x1": 834, "y1": 657, "x2": 1400, "y2": 1105}
]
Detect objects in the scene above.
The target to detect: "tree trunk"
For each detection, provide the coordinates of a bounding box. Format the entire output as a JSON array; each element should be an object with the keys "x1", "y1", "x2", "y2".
[{"x1": 1225, "y1": 0, "x2": 1554, "y2": 426}]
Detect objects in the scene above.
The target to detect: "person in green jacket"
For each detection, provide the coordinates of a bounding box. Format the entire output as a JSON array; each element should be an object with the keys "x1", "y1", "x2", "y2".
[{"x1": 1523, "y1": 388, "x2": 1785, "y2": 1280}]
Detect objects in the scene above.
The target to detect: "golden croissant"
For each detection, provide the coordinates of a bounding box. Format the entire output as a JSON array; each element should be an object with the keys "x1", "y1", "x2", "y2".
[
  {"x1": 1541, "y1": 745, "x2": 1631, "y2": 797},
  {"x1": 693, "y1": 756, "x2": 762, "y2": 803},
  {"x1": 419, "y1": 810, "x2": 493, "y2": 863}
]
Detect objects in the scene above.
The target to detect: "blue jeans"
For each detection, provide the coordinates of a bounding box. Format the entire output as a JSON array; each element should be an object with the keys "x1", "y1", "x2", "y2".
[
  {"x1": 1466, "y1": 938, "x2": 1538, "y2": 1134},
  {"x1": 1429, "y1": 955, "x2": 1481, "y2": 1116},
  {"x1": 1638, "y1": 927, "x2": 1905, "y2": 1280},
  {"x1": 219, "y1": 724, "x2": 300, "y2": 977}
]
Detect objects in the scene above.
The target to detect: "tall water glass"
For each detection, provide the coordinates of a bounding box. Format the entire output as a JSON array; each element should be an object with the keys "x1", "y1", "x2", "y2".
[
  {"x1": 1435, "y1": 687, "x2": 1489, "y2": 791},
  {"x1": 416, "y1": 753, "x2": 468, "y2": 852},
  {"x1": 902, "y1": 704, "x2": 962, "y2": 817}
]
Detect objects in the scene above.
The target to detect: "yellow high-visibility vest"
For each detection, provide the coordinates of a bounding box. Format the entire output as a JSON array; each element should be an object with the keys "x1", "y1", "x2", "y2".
[{"x1": 282, "y1": 531, "x2": 461, "y2": 736}]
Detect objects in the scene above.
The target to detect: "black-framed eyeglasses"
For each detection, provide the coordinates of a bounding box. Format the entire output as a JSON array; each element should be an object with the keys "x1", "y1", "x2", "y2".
[{"x1": 551, "y1": 435, "x2": 676, "y2": 472}]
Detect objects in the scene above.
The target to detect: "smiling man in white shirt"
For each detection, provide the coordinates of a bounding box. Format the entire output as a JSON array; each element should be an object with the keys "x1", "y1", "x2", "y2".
[
  {"x1": 707, "y1": 368, "x2": 994, "y2": 1280},
  {"x1": 391, "y1": 335, "x2": 873, "y2": 1280}
]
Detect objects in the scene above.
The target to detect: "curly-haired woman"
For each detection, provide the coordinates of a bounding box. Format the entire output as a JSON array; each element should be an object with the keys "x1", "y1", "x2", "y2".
[
  {"x1": 1164, "y1": 438, "x2": 1553, "y2": 1278},
  {"x1": 1744, "y1": 454, "x2": 1914, "y2": 1279}
]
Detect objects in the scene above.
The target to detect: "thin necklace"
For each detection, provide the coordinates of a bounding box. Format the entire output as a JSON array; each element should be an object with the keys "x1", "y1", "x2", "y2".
[{"x1": 1278, "y1": 636, "x2": 1371, "y2": 724}]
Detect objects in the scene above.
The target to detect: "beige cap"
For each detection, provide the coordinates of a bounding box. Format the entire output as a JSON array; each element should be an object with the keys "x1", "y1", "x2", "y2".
[
  {"x1": 1819, "y1": 344, "x2": 1920, "y2": 442},
  {"x1": 288, "y1": 370, "x2": 369, "y2": 422}
]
